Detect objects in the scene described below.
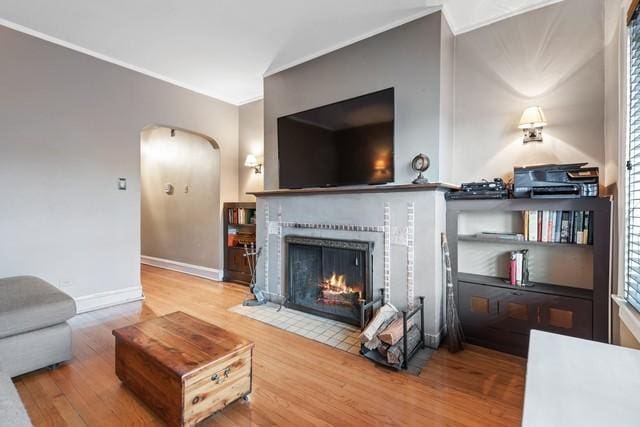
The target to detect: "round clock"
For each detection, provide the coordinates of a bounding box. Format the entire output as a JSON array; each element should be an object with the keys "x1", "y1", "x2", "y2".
[{"x1": 411, "y1": 153, "x2": 430, "y2": 184}]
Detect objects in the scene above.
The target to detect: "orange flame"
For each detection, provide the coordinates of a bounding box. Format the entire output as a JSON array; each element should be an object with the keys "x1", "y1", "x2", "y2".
[{"x1": 324, "y1": 273, "x2": 356, "y2": 294}]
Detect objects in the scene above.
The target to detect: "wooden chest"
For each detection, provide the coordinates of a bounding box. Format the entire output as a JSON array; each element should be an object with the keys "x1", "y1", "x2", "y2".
[{"x1": 112, "y1": 311, "x2": 254, "y2": 426}]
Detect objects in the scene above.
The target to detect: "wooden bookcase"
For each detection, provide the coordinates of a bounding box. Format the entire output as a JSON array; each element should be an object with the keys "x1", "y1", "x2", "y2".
[
  {"x1": 446, "y1": 197, "x2": 612, "y2": 356},
  {"x1": 223, "y1": 202, "x2": 256, "y2": 285}
]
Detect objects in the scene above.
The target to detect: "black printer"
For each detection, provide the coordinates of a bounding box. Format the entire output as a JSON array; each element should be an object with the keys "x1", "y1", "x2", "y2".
[{"x1": 513, "y1": 163, "x2": 599, "y2": 199}]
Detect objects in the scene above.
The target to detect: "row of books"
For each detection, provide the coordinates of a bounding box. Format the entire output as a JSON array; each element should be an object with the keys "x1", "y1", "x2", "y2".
[
  {"x1": 227, "y1": 208, "x2": 256, "y2": 225},
  {"x1": 508, "y1": 250, "x2": 529, "y2": 286},
  {"x1": 523, "y1": 210, "x2": 593, "y2": 245}
]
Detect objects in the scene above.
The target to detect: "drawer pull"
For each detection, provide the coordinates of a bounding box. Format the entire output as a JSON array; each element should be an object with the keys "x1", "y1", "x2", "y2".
[{"x1": 211, "y1": 367, "x2": 232, "y2": 384}]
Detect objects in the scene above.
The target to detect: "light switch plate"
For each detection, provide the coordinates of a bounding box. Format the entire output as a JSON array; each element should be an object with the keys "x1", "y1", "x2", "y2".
[{"x1": 118, "y1": 178, "x2": 127, "y2": 190}]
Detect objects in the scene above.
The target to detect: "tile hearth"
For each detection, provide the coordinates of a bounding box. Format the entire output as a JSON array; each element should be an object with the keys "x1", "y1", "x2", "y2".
[{"x1": 229, "y1": 302, "x2": 361, "y2": 354}]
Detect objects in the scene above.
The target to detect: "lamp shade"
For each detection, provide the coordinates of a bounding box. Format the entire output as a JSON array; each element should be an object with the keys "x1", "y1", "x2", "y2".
[
  {"x1": 244, "y1": 154, "x2": 258, "y2": 168},
  {"x1": 518, "y1": 106, "x2": 547, "y2": 129}
]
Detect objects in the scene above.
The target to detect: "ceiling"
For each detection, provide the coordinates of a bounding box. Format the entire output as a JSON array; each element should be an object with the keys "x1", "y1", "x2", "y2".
[{"x1": 0, "y1": 0, "x2": 562, "y2": 105}]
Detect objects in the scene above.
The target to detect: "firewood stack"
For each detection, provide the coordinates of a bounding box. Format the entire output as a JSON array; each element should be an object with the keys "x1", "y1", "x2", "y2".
[{"x1": 359, "y1": 303, "x2": 422, "y2": 367}]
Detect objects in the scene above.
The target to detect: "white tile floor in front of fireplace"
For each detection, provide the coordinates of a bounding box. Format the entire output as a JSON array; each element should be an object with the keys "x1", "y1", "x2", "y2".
[{"x1": 229, "y1": 302, "x2": 362, "y2": 354}]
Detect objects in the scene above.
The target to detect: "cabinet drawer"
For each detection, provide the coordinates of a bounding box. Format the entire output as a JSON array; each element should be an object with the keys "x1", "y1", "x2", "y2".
[
  {"x1": 539, "y1": 295, "x2": 592, "y2": 339},
  {"x1": 183, "y1": 348, "x2": 252, "y2": 425},
  {"x1": 458, "y1": 280, "x2": 593, "y2": 356}
]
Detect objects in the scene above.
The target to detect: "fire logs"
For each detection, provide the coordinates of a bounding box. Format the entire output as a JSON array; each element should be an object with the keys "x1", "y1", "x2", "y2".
[
  {"x1": 360, "y1": 304, "x2": 422, "y2": 365},
  {"x1": 378, "y1": 318, "x2": 405, "y2": 346},
  {"x1": 320, "y1": 289, "x2": 359, "y2": 306},
  {"x1": 386, "y1": 325, "x2": 421, "y2": 366},
  {"x1": 360, "y1": 304, "x2": 398, "y2": 344}
]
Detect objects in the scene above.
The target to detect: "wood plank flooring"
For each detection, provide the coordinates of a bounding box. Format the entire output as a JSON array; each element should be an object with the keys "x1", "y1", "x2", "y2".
[{"x1": 13, "y1": 265, "x2": 526, "y2": 426}]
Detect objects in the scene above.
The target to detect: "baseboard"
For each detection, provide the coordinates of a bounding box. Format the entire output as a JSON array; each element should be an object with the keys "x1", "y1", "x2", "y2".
[
  {"x1": 425, "y1": 328, "x2": 444, "y2": 349},
  {"x1": 140, "y1": 255, "x2": 223, "y2": 281},
  {"x1": 75, "y1": 286, "x2": 144, "y2": 314}
]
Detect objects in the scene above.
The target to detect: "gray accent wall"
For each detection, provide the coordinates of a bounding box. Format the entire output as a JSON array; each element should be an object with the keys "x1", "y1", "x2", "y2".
[
  {"x1": 452, "y1": 0, "x2": 605, "y2": 183},
  {"x1": 0, "y1": 26, "x2": 239, "y2": 302},
  {"x1": 141, "y1": 127, "x2": 221, "y2": 269},
  {"x1": 239, "y1": 99, "x2": 265, "y2": 201},
  {"x1": 263, "y1": 12, "x2": 451, "y2": 188}
]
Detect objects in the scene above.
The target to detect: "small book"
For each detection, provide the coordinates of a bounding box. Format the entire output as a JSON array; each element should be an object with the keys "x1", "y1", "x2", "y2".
[
  {"x1": 509, "y1": 252, "x2": 517, "y2": 286},
  {"x1": 554, "y1": 211, "x2": 562, "y2": 243},
  {"x1": 537, "y1": 211, "x2": 543, "y2": 242},
  {"x1": 529, "y1": 211, "x2": 538, "y2": 242},
  {"x1": 523, "y1": 212, "x2": 529, "y2": 241},
  {"x1": 560, "y1": 211, "x2": 570, "y2": 243},
  {"x1": 583, "y1": 211, "x2": 590, "y2": 245},
  {"x1": 575, "y1": 211, "x2": 584, "y2": 244}
]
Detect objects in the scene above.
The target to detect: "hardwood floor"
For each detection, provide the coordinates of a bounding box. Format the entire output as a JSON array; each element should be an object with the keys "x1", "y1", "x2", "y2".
[{"x1": 14, "y1": 265, "x2": 526, "y2": 426}]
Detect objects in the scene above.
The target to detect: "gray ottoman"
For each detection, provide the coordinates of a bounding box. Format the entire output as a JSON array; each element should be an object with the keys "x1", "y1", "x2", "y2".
[{"x1": 0, "y1": 276, "x2": 76, "y2": 377}]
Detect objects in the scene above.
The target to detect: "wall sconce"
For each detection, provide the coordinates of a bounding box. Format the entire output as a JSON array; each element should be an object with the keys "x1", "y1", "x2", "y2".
[
  {"x1": 244, "y1": 154, "x2": 263, "y2": 174},
  {"x1": 518, "y1": 106, "x2": 547, "y2": 143}
]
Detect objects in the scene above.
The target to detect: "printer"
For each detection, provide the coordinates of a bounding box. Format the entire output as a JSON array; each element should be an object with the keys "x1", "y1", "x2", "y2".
[{"x1": 513, "y1": 163, "x2": 599, "y2": 199}]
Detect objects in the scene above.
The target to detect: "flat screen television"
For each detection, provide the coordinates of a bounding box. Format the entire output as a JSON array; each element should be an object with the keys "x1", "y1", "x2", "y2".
[{"x1": 277, "y1": 88, "x2": 394, "y2": 189}]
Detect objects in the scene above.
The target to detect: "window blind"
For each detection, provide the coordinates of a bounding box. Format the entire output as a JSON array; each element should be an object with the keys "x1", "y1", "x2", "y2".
[{"x1": 627, "y1": 10, "x2": 640, "y2": 312}]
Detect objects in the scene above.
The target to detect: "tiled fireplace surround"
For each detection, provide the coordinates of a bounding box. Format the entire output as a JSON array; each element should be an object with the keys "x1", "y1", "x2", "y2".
[{"x1": 252, "y1": 185, "x2": 449, "y2": 348}]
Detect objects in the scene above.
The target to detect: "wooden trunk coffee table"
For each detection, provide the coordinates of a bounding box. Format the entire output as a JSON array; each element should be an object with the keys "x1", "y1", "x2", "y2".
[{"x1": 112, "y1": 311, "x2": 254, "y2": 427}]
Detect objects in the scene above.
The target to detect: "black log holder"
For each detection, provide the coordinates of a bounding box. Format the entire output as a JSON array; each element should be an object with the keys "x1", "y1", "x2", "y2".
[{"x1": 359, "y1": 289, "x2": 426, "y2": 370}]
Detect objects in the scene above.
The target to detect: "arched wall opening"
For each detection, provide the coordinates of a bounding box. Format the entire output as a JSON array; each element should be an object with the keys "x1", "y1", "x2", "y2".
[{"x1": 140, "y1": 125, "x2": 222, "y2": 271}]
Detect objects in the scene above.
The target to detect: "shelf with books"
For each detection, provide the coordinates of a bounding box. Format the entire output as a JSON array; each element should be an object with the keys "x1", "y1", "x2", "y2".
[
  {"x1": 446, "y1": 197, "x2": 612, "y2": 355},
  {"x1": 223, "y1": 202, "x2": 257, "y2": 285}
]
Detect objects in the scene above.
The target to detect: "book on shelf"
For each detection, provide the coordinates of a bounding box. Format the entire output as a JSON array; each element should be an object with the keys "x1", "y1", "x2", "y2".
[
  {"x1": 522, "y1": 210, "x2": 593, "y2": 245},
  {"x1": 227, "y1": 207, "x2": 256, "y2": 225},
  {"x1": 508, "y1": 249, "x2": 529, "y2": 286}
]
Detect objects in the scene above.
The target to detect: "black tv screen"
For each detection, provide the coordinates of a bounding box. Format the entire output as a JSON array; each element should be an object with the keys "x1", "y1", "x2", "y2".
[{"x1": 277, "y1": 88, "x2": 394, "y2": 189}]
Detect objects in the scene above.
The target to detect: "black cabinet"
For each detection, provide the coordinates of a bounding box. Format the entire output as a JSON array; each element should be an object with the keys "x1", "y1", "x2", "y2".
[{"x1": 459, "y1": 277, "x2": 593, "y2": 356}]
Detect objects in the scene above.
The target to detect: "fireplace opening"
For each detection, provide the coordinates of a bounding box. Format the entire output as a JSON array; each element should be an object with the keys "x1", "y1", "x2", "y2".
[{"x1": 285, "y1": 236, "x2": 373, "y2": 326}]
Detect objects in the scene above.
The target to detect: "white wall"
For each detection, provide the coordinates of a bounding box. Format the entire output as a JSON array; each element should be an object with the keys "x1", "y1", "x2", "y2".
[
  {"x1": 141, "y1": 127, "x2": 221, "y2": 269},
  {"x1": 239, "y1": 99, "x2": 264, "y2": 201},
  {"x1": 452, "y1": 0, "x2": 605, "y2": 183},
  {"x1": 0, "y1": 26, "x2": 239, "y2": 311},
  {"x1": 263, "y1": 13, "x2": 450, "y2": 188}
]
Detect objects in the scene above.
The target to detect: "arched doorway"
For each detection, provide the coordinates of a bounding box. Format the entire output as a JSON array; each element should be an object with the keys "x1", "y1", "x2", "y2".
[{"x1": 140, "y1": 125, "x2": 222, "y2": 275}]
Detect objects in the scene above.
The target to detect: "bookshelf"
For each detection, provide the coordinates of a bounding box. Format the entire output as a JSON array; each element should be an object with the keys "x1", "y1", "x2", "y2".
[
  {"x1": 223, "y1": 202, "x2": 256, "y2": 285},
  {"x1": 446, "y1": 197, "x2": 612, "y2": 356}
]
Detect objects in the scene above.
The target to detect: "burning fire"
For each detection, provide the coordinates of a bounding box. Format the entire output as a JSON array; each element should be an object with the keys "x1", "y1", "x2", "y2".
[{"x1": 319, "y1": 273, "x2": 360, "y2": 305}]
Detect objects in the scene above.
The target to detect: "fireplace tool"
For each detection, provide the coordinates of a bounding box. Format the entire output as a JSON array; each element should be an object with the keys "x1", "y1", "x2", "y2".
[
  {"x1": 242, "y1": 243, "x2": 267, "y2": 306},
  {"x1": 442, "y1": 233, "x2": 464, "y2": 352}
]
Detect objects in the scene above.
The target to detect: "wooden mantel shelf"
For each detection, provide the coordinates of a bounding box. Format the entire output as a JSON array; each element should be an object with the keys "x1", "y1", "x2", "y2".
[{"x1": 248, "y1": 182, "x2": 459, "y2": 197}]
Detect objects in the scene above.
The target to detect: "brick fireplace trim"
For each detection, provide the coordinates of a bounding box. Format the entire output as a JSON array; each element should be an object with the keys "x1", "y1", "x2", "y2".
[{"x1": 263, "y1": 201, "x2": 418, "y2": 311}]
